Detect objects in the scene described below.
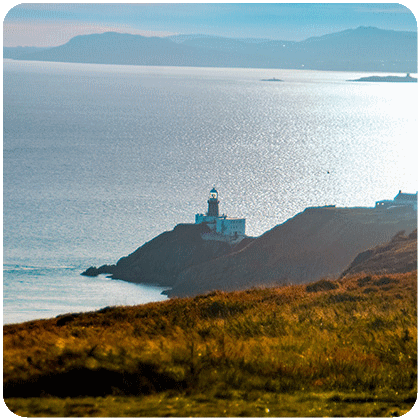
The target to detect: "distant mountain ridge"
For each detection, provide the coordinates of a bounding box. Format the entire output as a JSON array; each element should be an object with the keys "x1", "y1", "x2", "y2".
[{"x1": 4, "y1": 26, "x2": 417, "y2": 72}]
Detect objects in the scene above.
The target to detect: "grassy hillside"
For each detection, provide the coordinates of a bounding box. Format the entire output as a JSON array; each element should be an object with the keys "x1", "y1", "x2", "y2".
[{"x1": 4, "y1": 271, "x2": 417, "y2": 417}]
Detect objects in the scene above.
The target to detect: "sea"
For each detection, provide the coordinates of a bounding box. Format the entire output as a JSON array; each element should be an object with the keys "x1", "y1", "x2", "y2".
[{"x1": 3, "y1": 59, "x2": 418, "y2": 325}]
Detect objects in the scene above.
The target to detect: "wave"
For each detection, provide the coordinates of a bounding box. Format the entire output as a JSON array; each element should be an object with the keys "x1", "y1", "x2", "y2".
[{"x1": 3, "y1": 264, "x2": 79, "y2": 273}]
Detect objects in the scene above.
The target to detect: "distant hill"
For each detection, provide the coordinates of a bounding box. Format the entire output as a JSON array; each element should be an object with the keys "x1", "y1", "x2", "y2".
[
  {"x1": 341, "y1": 229, "x2": 417, "y2": 277},
  {"x1": 4, "y1": 26, "x2": 417, "y2": 72},
  {"x1": 3, "y1": 32, "x2": 241, "y2": 67}
]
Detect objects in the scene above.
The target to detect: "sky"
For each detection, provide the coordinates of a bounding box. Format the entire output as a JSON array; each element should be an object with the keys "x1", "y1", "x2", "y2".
[{"x1": 2, "y1": 2, "x2": 419, "y2": 47}]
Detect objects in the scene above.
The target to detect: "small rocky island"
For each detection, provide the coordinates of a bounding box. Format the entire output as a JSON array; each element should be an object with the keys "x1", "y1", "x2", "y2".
[{"x1": 348, "y1": 73, "x2": 417, "y2": 83}]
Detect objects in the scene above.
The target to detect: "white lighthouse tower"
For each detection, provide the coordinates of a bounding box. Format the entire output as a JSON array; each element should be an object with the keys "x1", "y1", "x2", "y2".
[{"x1": 195, "y1": 187, "x2": 246, "y2": 240}]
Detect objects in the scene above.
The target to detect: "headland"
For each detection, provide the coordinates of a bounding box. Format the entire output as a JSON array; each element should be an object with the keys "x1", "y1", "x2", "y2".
[{"x1": 82, "y1": 189, "x2": 417, "y2": 298}]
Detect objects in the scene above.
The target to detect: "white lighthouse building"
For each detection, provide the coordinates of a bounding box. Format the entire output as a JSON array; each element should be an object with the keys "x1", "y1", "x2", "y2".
[{"x1": 195, "y1": 188, "x2": 246, "y2": 240}]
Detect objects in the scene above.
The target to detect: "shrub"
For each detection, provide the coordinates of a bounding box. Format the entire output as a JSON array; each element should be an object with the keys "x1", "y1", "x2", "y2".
[
  {"x1": 357, "y1": 276, "x2": 372, "y2": 287},
  {"x1": 306, "y1": 279, "x2": 339, "y2": 293},
  {"x1": 373, "y1": 277, "x2": 398, "y2": 287}
]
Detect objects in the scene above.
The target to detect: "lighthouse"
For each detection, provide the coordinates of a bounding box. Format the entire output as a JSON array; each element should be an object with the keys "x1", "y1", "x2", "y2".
[
  {"x1": 207, "y1": 187, "x2": 219, "y2": 217},
  {"x1": 195, "y1": 187, "x2": 246, "y2": 240}
]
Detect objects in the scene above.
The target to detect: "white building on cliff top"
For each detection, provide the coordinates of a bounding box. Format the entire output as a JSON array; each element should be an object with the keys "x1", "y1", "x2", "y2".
[
  {"x1": 375, "y1": 190, "x2": 418, "y2": 211},
  {"x1": 195, "y1": 188, "x2": 246, "y2": 239}
]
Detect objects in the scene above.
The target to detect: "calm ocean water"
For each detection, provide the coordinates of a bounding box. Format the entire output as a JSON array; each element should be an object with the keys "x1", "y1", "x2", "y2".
[{"x1": 3, "y1": 60, "x2": 418, "y2": 324}]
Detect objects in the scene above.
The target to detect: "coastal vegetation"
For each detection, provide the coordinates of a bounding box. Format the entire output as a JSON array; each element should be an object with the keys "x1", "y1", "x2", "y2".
[{"x1": 4, "y1": 270, "x2": 417, "y2": 417}]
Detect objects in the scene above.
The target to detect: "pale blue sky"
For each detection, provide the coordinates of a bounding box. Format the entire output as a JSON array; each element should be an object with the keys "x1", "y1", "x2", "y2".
[{"x1": 3, "y1": 2, "x2": 418, "y2": 47}]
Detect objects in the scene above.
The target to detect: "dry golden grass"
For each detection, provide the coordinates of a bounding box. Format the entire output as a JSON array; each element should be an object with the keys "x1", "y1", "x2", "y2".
[{"x1": 3, "y1": 271, "x2": 417, "y2": 416}]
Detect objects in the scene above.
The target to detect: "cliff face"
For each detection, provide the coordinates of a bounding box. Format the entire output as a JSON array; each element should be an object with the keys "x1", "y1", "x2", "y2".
[
  {"x1": 168, "y1": 206, "x2": 417, "y2": 297},
  {"x1": 341, "y1": 229, "x2": 417, "y2": 277}
]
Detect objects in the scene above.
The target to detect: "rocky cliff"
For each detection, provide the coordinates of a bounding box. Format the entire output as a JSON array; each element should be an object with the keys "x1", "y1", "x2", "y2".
[{"x1": 83, "y1": 205, "x2": 416, "y2": 297}]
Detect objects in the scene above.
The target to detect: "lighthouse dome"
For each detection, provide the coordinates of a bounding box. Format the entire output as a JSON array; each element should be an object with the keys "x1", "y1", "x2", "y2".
[{"x1": 209, "y1": 188, "x2": 218, "y2": 200}]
